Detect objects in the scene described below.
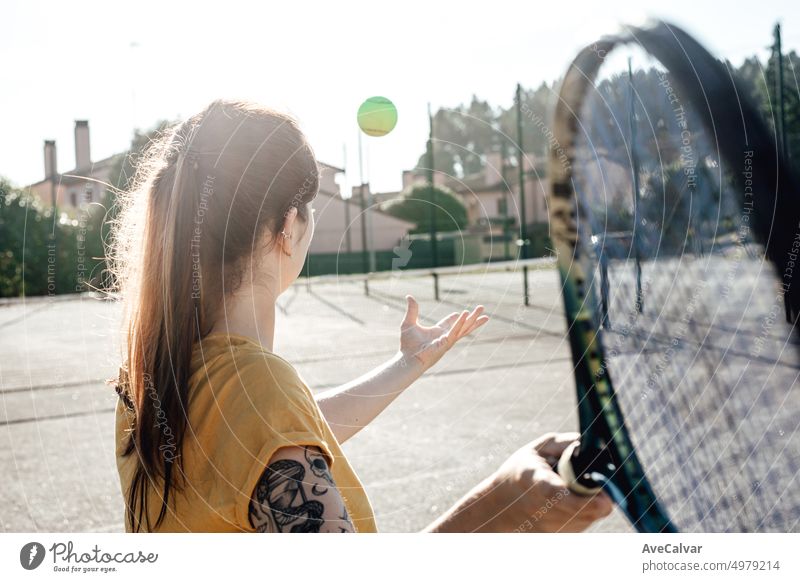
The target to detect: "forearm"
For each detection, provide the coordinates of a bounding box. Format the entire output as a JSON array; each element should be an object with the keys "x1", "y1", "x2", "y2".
[
  {"x1": 316, "y1": 352, "x2": 424, "y2": 443},
  {"x1": 423, "y1": 474, "x2": 513, "y2": 533}
]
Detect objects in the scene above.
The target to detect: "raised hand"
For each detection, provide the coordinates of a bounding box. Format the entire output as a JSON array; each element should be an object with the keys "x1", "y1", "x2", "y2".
[{"x1": 399, "y1": 295, "x2": 489, "y2": 371}]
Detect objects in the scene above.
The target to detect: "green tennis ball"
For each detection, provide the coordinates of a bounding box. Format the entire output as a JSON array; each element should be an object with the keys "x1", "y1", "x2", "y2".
[{"x1": 357, "y1": 96, "x2": 398, "y2": 137}]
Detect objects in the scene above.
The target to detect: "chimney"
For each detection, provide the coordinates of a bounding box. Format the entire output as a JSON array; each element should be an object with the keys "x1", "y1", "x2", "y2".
[
  {"x1": 484, "y1": 152, "x2": 504, "y2": 186},
  {"x1": 44, "y1": 140, "x2": 57, "y2": 179},
  {"x1": 75, "y1": 120, "x2": 91, "y2": 169},
  {"x1": 352, "y1": 183, "x2": 370, "y2": 198},
  {"x1": 402, "y1": 170, "x2": 414, "y2": 190}
]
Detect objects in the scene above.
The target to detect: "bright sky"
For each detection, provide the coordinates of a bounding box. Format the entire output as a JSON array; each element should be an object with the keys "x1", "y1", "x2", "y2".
[{"x1": 2, "y1": 0, "x2": 799, "y2": 196}]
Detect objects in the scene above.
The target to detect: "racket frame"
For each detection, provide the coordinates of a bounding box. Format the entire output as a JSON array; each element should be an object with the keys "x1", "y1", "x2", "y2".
[{"x1": 548, "y1": 24, "x2": 691, "y2": 534}]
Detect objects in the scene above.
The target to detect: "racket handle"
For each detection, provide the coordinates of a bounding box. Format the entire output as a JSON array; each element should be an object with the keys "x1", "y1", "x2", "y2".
[{"x1": 557, "y1": 441, "x2": 604, "y2": 496}]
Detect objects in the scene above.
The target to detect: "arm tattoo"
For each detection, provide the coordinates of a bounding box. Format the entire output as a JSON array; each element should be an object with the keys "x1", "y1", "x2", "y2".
[
  {"x1": 248, "y1": 447, "x2": 355, "y2": 533},
  {"x1": 252, "y1": 459, "x2": 324, "y2": 532},
  {"x1": 305, "y1": 447, "x2": 335, "y2": 486},
  {"x1": 339, "y1": 506, "x2": 351, "y2": 533}
]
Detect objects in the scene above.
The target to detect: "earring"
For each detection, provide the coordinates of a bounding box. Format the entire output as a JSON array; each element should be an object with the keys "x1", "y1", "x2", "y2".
[{"x1": 280, "y1": 230, "x2": 292, "y2": 257}]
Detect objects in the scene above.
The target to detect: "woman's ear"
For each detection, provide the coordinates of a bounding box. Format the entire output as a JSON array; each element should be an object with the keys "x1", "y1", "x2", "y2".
[{"x1": 279, "y1": 206, "x2": 298, "y2": 256}]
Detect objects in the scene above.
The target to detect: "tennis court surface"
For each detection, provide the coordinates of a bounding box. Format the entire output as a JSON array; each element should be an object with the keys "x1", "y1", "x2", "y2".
[{"x1": 0, "y1": 260, "x2": 630, "y2": 532}]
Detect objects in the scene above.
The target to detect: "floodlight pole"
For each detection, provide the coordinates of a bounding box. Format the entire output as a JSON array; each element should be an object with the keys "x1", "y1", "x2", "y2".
[
  {"x1": 45, "y1": 139, "x2": 58, "y2": 296},
  {"x1": 516, "y1": 84, "x2": 530, "y2": 306},
  {"x1": 628, "y1": 58, "x2": 644, "y2": 313},
  {"x1": 343, "y1": 143, "x2": 352, "y2": 254},
  {"x1": 428, "y1": 103, "x2": 438, "y2": 269},
  {"x1": 501, "y1": 138, "x2": 510, "y2": 261},
  {"x1": 358, "y1": 131, "x2": 370, "y2": 295}
]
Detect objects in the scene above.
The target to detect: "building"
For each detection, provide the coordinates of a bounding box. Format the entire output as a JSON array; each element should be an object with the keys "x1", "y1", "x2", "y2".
[
  {"x1": 399, "y1": 152, "x2": 550, "y2": 261},
  {"x1": 311, "y1": 175, "x2": 413, "y2": 255},
  {"x1": 26, "y1": 123, "x2": 412, "y2": 257},
  {"x1": 27, "y1": 121, "x2": 120, "y2": 216},
  {"x1": 453, "y1": 150, "x2": 548, "y2": 231}
]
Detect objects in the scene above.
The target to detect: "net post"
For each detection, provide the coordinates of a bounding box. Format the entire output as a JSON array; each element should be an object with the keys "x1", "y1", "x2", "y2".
[
  {"x1": 523, "y1": 265, "x2": 530, "y2": 306},
  {"x1": 600, "y1": 247, "x2": 611, "y2": 329},
  {"x1": 433, "y1": 271, "x2": 440, "y2": 301},
  {"x1": 364, "y1": 275, "x2": 369, "y2": 297}
]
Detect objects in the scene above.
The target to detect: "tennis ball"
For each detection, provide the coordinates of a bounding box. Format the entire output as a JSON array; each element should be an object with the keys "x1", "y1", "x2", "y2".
[{"x1": 357, "y1": 96, "x2": 398, "y2": 137}]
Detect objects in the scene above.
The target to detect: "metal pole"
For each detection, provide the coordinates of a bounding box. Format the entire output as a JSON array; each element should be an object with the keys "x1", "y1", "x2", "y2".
[
  {"x1": 628, "y1": 58, "x2": 644, "y2": 313},
  {"x1": 358, "y1": 131, "x2": 369, "y2": 295},
  {"x1": 516, "y1": 84, "x2": 529, "y2": 306},
  {"x1": 343, "y1": 143, "x2": 352, "y2": 255},
  {"x1": 428, "y1": 103, "x2": 438, "y2": 269},
  {"x1": 501, "y1": 139, "x2": 510, "y2": 261},
  {"x1": 516, "y1": 84, "x2": 528, "y2": 258},
  {"x1": 46, "y1": 140, "x2": 57, "y2": 296},
  {"x1": 775, "y1": 23, "x2": 788, "y2": 160},
  {"x1": 51, "y1": 176, "x2": 57, "y2": 296}
]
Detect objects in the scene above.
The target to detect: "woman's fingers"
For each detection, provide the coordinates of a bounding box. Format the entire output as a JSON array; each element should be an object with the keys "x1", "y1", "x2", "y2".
[
  {"x1": 445, "y1": 311, "x2": 469, "y2": 346},
  {"x1": 465, "y1": 305, "x2": 484, "y2": 325},
  {"x1": 438, "y1": 305, "x2": 489, "y2": 343},
  {"x1": 459, "y1": 305, "x2": 488, "y2": 339},
  {"x1": 554, "y1": 488, "x2": 615, "y2": 526},
  {"x1": 435, "y1": 311, "x2": 461, "y2": 329},
  {"x1": 463, "y1": 315, "x2": 490, "y2": 337},
  {"x1": 402, "y1": 295, "x2": 419, "y2": 328},
  {"x1": 457, "y1": 306, "x2": 488, "y2": 339},
  {"x1": 532, "y1": 432, "x2": 581, "y2": 458}
]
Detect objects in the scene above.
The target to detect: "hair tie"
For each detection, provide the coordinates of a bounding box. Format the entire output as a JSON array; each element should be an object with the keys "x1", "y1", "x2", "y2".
[{"x1": 177, "y1": 148, "x2": 199, "y2": 171}]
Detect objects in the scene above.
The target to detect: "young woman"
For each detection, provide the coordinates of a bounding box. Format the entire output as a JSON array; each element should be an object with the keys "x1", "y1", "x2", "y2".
[{"x1": 111, "y1": 99, "x2": 611, "y2": 533}]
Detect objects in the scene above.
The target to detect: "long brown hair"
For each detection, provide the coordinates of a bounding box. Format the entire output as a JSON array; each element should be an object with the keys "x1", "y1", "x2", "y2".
[{"x1": 110, "y1": 99, "x2": 319, "y2": 531}]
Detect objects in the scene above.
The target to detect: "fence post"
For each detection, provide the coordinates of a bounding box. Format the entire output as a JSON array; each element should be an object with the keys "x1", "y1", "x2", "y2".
[{"x1": 522, "y1": 265, "x2": 529, "y2": 306}]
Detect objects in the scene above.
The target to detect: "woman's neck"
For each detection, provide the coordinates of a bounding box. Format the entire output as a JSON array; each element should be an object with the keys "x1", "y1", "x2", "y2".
[{"x1": 209, "y1": 280, "x2": 278, "y2": 351}]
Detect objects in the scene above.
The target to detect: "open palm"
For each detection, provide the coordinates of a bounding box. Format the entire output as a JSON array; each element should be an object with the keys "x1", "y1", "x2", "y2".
[{"x1": 399, "y1": 295, "x2": 489, "y2": 371}]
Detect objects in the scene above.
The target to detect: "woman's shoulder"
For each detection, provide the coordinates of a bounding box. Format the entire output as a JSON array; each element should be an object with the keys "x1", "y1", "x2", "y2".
[
  {"x1": 187, "y1": 333, "x2": 327, "y2": 447},
  {"x1": 189, "y1": 333, "x2": 311, "y2": 406}
]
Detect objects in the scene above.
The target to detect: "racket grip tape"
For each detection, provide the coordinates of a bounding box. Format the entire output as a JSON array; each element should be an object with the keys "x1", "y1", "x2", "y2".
[{"x1": 557, "y1": 441, "x2": 604, "y2": 496}]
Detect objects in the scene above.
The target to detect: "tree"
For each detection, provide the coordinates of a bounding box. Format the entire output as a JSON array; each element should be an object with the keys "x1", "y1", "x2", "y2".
[
  {"x1": 105, "y1": 120, "x2": 175, "y2": 215},
  {"x1": 736, "y1": 51, "x2": 800, "y2": 159},
  {"x1": 636, "y1": 160, "x2": 725, "y2": 255},
  {"x1": 766, "y1": 50, "x2": 800, "y2": 159},
  {"x1": 497, "y1": 81, "x2": 555, "y2": 159},
  {"x1": 411, "y1": 85, "x2": 558, "y2": 182},
  {"x1": 0, "y1": 178, "x2": 49, "y2": 296},
  {"x1": 0, "y1": 178, "x2": 108, "y2": 297},
  {"x1": 381, "y1": 184, "x2": 468, "y2": 234},
  {"x1": 413, "y1": 96, "x2": 498, "y2": 179}
]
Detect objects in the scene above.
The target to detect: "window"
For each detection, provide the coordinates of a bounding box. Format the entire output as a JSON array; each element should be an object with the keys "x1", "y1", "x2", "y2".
[{"x1": 497, "y1": 197, "x2": 507, "y2": 215}]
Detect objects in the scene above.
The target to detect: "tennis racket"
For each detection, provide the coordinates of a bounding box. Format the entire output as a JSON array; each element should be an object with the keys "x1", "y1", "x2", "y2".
[{"x1": 548, "y1": 20, "x2": 800, "y2": 532}]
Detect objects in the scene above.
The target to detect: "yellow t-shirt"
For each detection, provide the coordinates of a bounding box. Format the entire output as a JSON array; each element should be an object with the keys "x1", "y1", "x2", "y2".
[{"x1": 114, "y1": 333, "x2": 378, "y2": 533}]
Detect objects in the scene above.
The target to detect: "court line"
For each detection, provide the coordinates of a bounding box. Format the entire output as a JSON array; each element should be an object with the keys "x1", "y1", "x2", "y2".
[
  {"x1": 306, "y1": 289, "x2": 366, "y2": 324},
  {"x1": 2, "y1": 353, "x2": 578, "y2": 426},
  {"x1": 0, "y1": 302, "x2": 54, "y2": 330},
  {"x1": 0, "y1": 332, "x2": 553, "y2": 395},
  {"x1": 0, "y1": 377, "x2": 111, "y2": 395},
  {"x1": 1, "y1": 407, "x2": 116, "y2": 427}
]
